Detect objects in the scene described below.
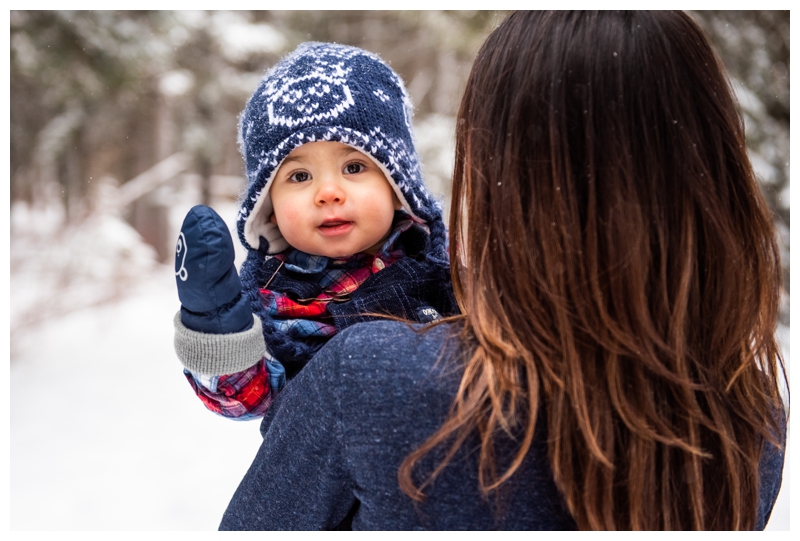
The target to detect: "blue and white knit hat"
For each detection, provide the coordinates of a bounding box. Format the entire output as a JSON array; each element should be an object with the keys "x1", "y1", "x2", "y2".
[{"x1": 236, "y1": 41, "x2": 444, "y2": 257}]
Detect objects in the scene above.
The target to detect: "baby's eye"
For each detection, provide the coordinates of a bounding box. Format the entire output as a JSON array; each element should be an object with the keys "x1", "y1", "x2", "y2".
[
  {"x1": 344, "y1": 163, "x2": 364, "y2": 174},
  {"x1": 289, "y1": 171, "x2": 311, "y2": 182}
]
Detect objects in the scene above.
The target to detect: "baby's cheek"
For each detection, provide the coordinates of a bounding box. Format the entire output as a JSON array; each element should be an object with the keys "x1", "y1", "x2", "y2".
[
  {"x1": 275, "y1": 205, "x2": 303, "y2": 228},
  {"x1": 366, "y1": 204, "x2": 396, "y2": 231}
]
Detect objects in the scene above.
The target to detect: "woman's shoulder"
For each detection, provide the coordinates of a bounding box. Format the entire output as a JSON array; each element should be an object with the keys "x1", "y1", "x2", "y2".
[
  {"x1": 309, "y1": 320, "x2": 465, "y2": 403},
  {"x1": 334, "y1": 319, "x2": 459, "y2": 354}
]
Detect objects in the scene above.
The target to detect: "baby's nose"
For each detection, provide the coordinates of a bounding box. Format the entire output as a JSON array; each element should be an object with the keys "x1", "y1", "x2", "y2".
[{"x1": 316, "y1": 181, "x2": 346, "y2": 205}]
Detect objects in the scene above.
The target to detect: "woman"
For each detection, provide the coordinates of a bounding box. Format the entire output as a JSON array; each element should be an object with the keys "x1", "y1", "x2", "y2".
[{"x1": 219, "y1": 11, "x2": 786, "y2": 530}]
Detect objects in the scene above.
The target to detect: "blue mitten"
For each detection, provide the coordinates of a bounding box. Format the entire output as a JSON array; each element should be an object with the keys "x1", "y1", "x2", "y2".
[{"x1": 175, "y1": 205, "x2": 253, "y2": 334}]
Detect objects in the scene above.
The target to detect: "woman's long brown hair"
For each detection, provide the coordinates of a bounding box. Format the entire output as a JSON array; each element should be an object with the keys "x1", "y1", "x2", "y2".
[{"x1": 398, "y1": 11, "x2": 786, "y2": 530}]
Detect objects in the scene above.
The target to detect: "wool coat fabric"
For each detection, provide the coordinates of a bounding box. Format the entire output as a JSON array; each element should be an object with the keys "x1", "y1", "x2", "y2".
[{"x1": 219, "y1": 321, "x2": 787, "y2": 531}]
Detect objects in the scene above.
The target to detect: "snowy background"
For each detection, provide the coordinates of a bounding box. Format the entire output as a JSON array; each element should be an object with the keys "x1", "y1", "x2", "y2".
[
  {"x1": 8, "y1": 10, "x2": 791, "y2": 532},
  {"x1": 9, "y1": 198, "x2": 265, "y2": 530}
]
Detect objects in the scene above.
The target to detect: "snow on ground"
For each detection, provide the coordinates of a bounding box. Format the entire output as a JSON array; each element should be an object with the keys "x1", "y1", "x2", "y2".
[
  {"x1": 8, "y1": 201, "x2": 791, "y2": 531},
  {"x1": 10, "y1": 199, "x2": 263, "y2": 530},
  {"x1": 10, "y1": 261, "x2": 264, "y2": 530}
]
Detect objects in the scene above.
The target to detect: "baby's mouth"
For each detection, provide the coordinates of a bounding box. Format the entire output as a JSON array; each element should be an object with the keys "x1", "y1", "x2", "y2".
[
  {"x1": 320, "y1": 220, "x2": 351, "y2": 228},
  {"x1": 318, "y1": 220, "x2": 354, "y2": 235}
]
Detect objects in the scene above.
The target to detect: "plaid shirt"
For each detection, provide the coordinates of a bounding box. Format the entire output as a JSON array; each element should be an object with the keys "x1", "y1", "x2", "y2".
[{"x1": 184, "y1": 218, "x2": 419, "y2": 420}]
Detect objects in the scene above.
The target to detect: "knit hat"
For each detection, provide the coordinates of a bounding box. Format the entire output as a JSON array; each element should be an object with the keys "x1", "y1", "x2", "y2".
[{"x1": 236, "y1": 41, "x2": 445, "y2": 258}]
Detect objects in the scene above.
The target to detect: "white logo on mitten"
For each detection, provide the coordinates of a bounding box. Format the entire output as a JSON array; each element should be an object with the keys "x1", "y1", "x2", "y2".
[{"x1": 175, "y1": 232, "x2": 188, "y2": 281}]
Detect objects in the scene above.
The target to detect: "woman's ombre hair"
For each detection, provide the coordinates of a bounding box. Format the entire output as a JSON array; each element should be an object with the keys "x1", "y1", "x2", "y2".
[{"x1": 399, "y1": 11, "x2": 786, "y2": 530}]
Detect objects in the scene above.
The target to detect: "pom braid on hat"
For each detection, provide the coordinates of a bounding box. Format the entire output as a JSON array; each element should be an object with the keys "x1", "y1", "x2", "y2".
[{"x1": 236, "y1": 41, "x2": 446, "y2": 262}]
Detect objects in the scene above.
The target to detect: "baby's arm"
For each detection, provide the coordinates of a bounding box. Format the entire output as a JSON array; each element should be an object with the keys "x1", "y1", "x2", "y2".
[
  {"x1": 174, "y1": 310, "x2": 285, "y2": 420},
  {"x1": 183, "y1": 353, "x2": 285, "y2": 421},
  {"x1": 173, "y1": 205, "x2": 285, "y2": 419}
]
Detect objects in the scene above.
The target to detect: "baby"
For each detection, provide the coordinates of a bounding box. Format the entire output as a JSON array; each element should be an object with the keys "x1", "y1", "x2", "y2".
[{"x1": 173, "y1": 42, "x2": 457, "y2": 419}]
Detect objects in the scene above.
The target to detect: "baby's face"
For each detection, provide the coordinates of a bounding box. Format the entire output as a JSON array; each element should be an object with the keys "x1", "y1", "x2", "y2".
[{"x1": 269, "y1": 141, "x2": 400, "y2": 258}]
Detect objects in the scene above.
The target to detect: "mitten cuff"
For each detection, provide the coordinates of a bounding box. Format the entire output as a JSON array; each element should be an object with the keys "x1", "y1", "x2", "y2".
[{"x1": 174, "y1": 311, "x2": 266, "y2": 376}]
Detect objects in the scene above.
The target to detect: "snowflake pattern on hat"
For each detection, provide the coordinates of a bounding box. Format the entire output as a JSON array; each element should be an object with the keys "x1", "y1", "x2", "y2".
[{"x1": 263, "y1": 50, "x2": 356, "y2": 127}]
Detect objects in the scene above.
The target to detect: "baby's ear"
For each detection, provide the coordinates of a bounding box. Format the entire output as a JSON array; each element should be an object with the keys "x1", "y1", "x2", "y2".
[
  {"x1": 393, "y1": 192, "x2": 402, "y2": 210},
  {"x1": 269, "y1": 213, "x2": 278, "y2": 225}
]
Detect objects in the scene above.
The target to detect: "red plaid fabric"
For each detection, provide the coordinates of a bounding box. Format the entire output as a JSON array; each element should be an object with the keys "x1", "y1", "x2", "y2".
[{"x1": 184, "y1": 361, "x2": 273, "y2": 420}]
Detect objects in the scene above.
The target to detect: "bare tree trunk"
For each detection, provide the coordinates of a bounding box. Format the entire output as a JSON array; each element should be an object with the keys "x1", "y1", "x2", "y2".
[
  {"x1": 131, "y1": 188, "x2": 172, "y2": 263},
  {"x1": 58, "y1": 134, "x2": 86, "y2": 224},
  {"x1": 199, "y1": 155, "x2": 212, "y2": 207}
]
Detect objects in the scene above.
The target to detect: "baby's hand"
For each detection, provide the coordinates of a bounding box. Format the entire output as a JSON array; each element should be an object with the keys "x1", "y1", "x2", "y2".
[{"x1": 175, "y1": 205, "x2": 253, "y2": 334}]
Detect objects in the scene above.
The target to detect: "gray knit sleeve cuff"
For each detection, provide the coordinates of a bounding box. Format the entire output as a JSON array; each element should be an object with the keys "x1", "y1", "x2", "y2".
[{"x1": 173, "y1": 311, "x2": 266, "y2": 376}]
